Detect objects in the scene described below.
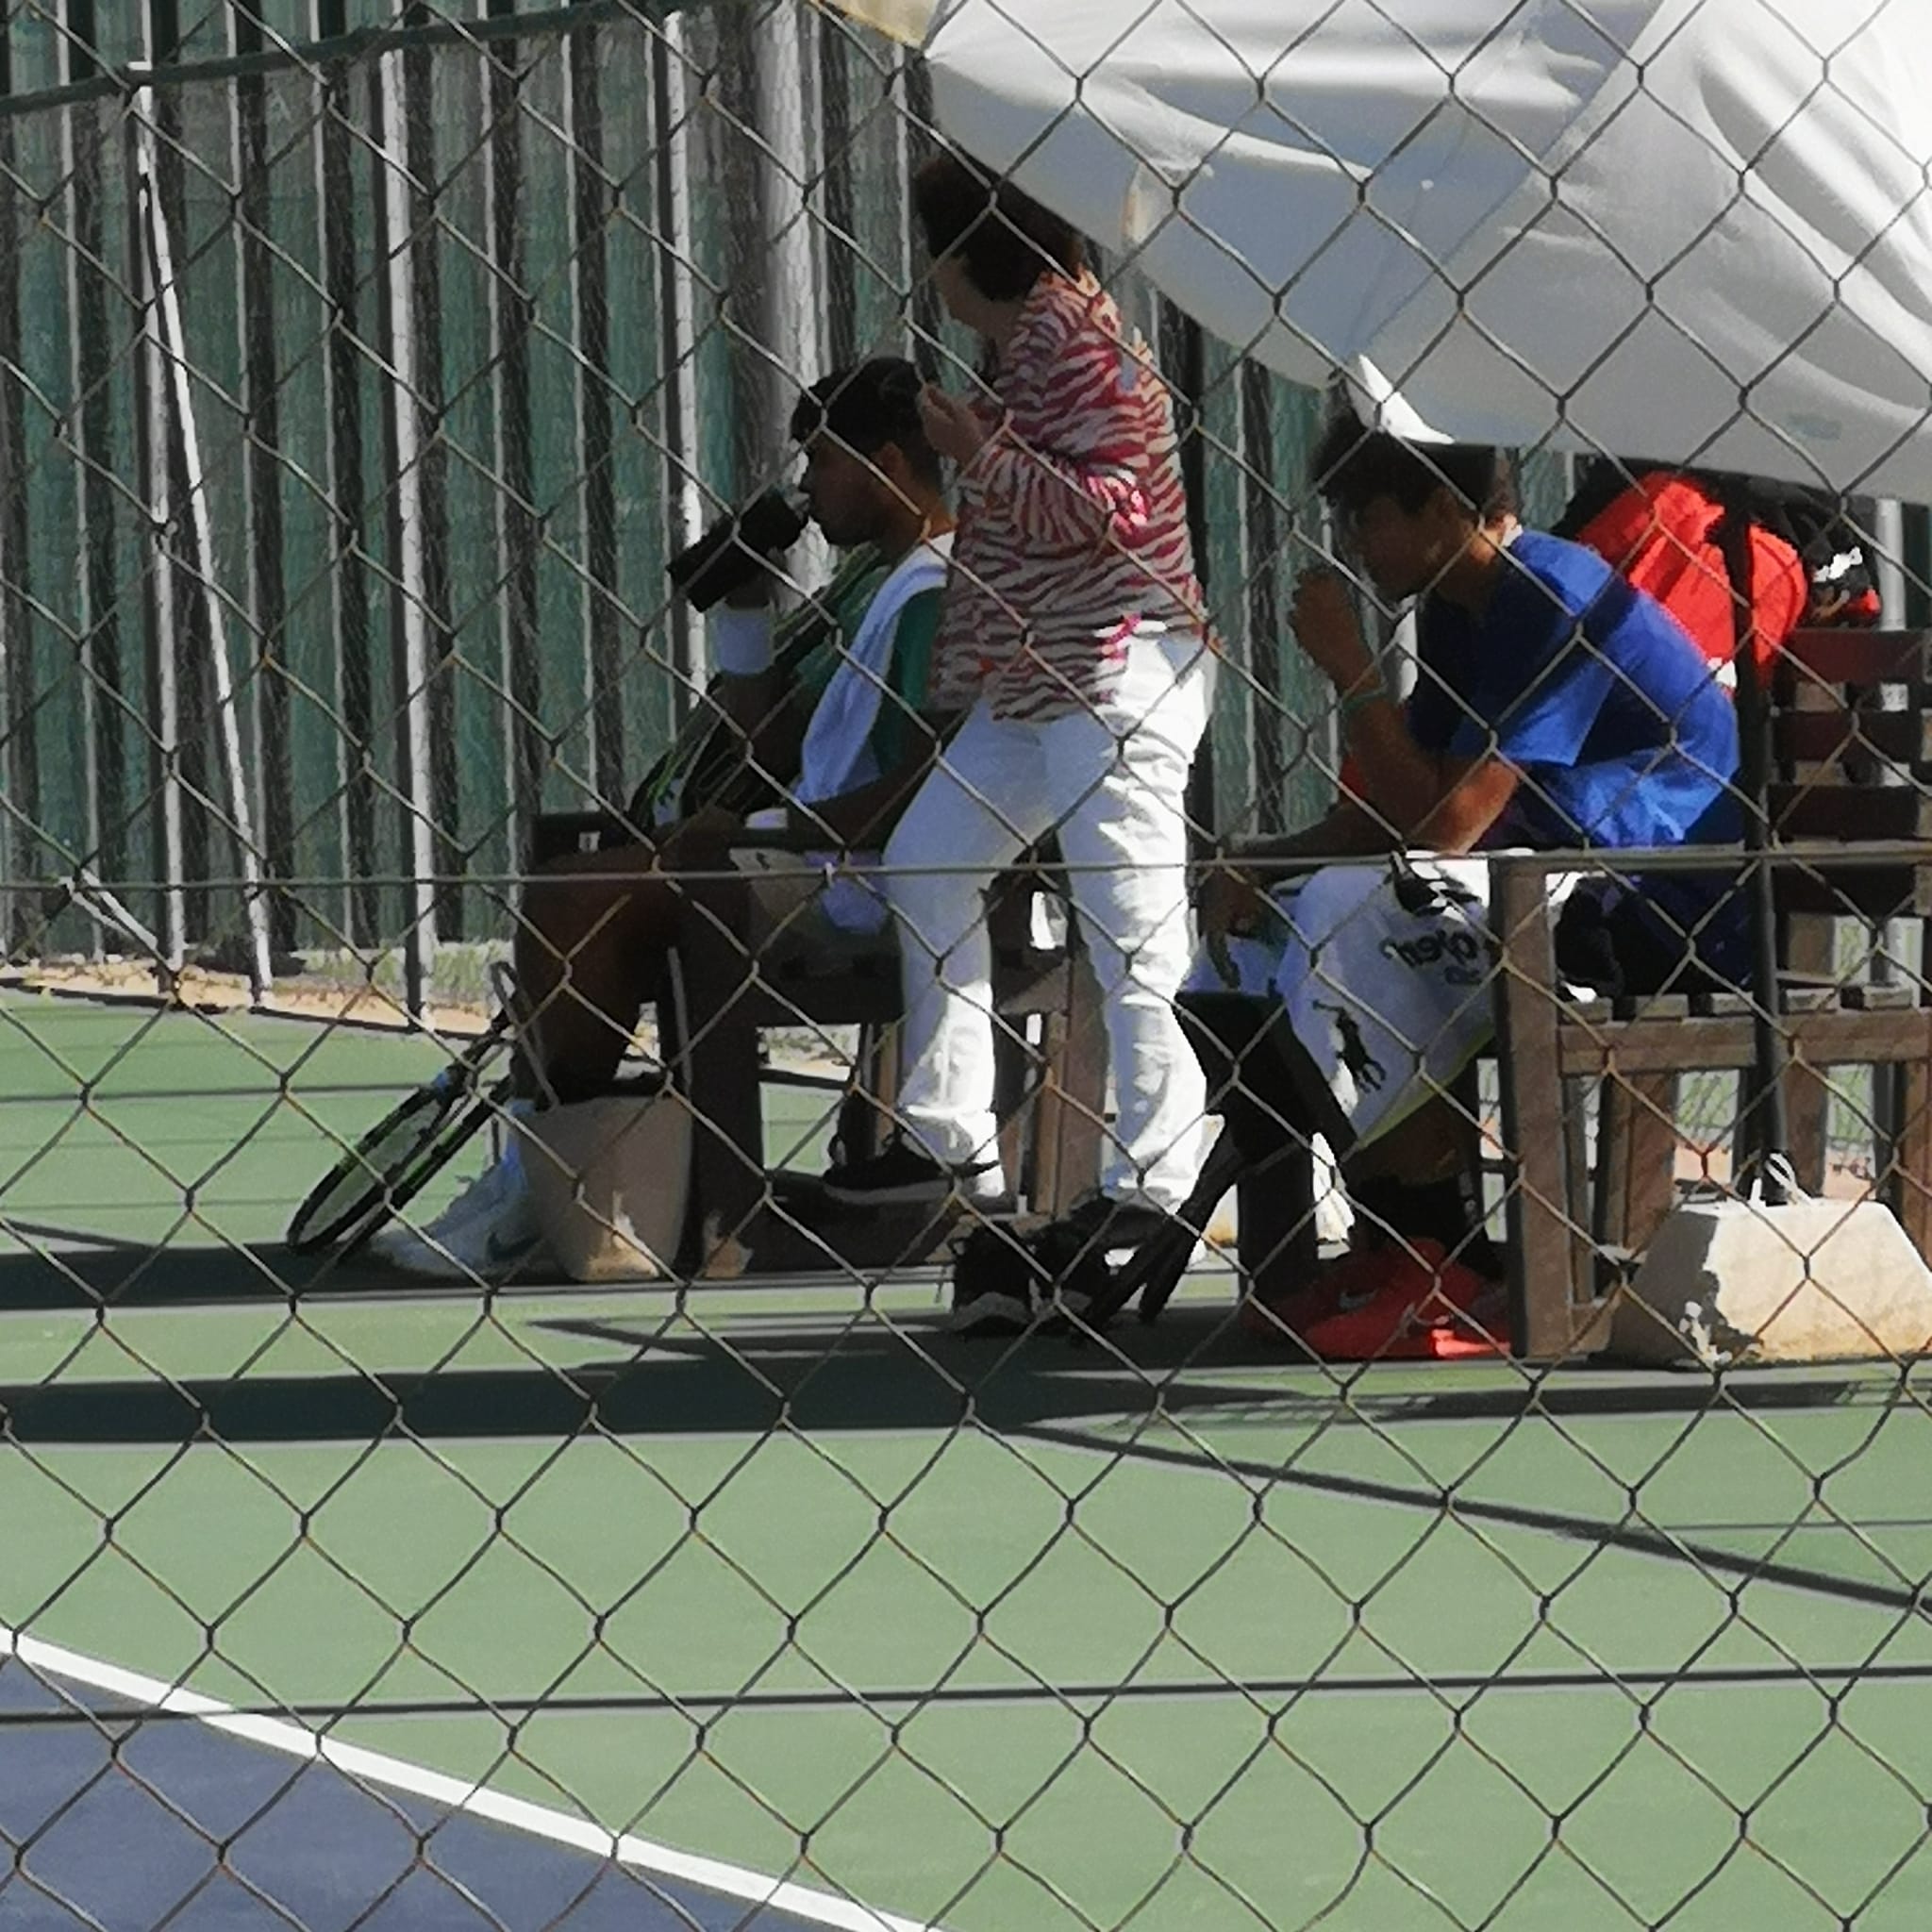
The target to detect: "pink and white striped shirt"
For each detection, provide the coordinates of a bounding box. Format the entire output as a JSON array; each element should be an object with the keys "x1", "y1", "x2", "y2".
[{"x1": 933, "y1": 271, "x2": 1209, "y2": 722}]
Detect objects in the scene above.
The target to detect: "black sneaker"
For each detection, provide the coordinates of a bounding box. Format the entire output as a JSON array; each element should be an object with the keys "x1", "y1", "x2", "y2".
[
  {"x1": 822, "y1": 1137, "x2": 1010, "y2": 1209},
  {"x1": 950, "y1": 1192, "x2": 1176, "y2": 1334}
]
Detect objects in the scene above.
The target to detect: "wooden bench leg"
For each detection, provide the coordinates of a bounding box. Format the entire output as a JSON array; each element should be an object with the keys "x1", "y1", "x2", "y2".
[
  {"x1": 1023, "y1": 954, "x2": 1106, "y2": 1218},
  {"x1": 665, "y1": 895, "x2": 767, "y2": 1277},
  {"x1": 1594, "y1": 1070, "x2": 1679, "y2": 1279},
  {"x1": 835, "y1": 1020, "x2": 897, "y2": 1167},
  {"x1": 1493, "y1": 862, "x2": 1581, "y2": 1359},
  {"x1": 1894, "y1": 1059, "x2": 1932, "y2": 1262},
  {"x1": 1782, "y1": 1054, "x2": 1833, "y2": 1195}
]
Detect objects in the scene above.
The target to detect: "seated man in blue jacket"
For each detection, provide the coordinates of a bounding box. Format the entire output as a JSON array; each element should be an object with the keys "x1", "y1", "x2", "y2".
[{"x1": 1195, "y1": 412, "x2": 1742, "y2": 1350}]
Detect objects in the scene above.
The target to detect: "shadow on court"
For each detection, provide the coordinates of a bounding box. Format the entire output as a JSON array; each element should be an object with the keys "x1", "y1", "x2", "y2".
[
  {"x1": 0, "y1": 1268, "x2": 1904, "y2": 1447},
  {"x1": 0, "y1": 1658, "x2": 850, "y2": 1932},
  {"x1": 2, "y1": 1296, "x2": 1922, "y2": 1627},
  {"x1": 0, "y1": 1239, "x2": 439, "y2": 1310}
]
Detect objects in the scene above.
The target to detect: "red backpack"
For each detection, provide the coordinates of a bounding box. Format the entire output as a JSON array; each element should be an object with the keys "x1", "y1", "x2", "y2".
[{"x1": 1573, "y1": 470, "x2": 1808, "y2": 687}]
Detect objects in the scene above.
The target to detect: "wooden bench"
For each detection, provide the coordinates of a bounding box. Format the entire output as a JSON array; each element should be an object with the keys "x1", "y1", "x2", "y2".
[
  {"x1": 666, "y1": 841, "x2": 1104, "y2": 1275},
  {"x1": 530, "y1": 811, "x2": 1105, "y2": 1278},
  {"x1": 1493, "y1": 625, "x2": 1932, "y2": 1357}
]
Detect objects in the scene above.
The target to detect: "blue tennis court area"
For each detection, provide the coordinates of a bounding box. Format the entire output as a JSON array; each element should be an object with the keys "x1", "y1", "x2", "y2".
[{"x1": 1, "y1": 1641, "x2": 901, "y2": 1932}]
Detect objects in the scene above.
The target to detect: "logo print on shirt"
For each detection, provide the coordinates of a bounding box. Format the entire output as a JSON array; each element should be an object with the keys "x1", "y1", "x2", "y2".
[{"x1": 1314, "y1": 1000, "x2": 1386, "y2": 1094}]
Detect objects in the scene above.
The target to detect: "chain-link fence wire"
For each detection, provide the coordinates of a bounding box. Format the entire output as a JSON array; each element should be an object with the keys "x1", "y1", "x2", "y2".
[
  {"x1": 0, "y1": 0, "x2": 1356, "y2": 973},
  {"x1": 8, "y1": 1, "x2": 1932, "y2": 1926}
]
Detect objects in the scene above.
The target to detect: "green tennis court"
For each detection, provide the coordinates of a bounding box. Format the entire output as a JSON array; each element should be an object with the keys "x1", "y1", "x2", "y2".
[{"x1": 6, "y1": 989, "x2": 1932, "y2": 1930}]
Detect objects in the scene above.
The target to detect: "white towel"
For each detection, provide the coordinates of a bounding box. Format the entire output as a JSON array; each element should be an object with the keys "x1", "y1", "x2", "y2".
[
  {"x1": 795, "y1": 532, "x2": 953, "y2": 808},
  {"x1": 793, "y1": 533, "x2": 953, "y2": 934}
]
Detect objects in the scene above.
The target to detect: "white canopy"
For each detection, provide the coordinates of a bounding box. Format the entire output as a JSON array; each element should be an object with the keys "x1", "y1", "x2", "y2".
[{"x1": 831, "y1": 0, "x2": 1932, "y2": 497}]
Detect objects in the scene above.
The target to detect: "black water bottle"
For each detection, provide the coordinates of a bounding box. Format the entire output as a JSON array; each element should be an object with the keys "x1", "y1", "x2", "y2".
[{"x1": 665, "y1": 489, "x2": 809, "y2": 611}]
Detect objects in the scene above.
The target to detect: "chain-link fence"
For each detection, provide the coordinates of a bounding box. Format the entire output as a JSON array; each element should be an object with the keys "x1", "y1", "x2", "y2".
[{"x1": 8, "y1": 3, "x2": 1932, "y2": 1928}]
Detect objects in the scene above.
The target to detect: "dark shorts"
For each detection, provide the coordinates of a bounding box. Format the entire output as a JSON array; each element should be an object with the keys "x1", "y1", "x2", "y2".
[{"x1": 1554, "y1": 874, "x2": 1748, "y2": 999}]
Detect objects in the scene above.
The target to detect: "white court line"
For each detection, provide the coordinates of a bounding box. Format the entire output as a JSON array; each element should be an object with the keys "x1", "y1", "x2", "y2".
[{"x1": 0, "y1": 1623, "x2": 934, "y2": 1932}]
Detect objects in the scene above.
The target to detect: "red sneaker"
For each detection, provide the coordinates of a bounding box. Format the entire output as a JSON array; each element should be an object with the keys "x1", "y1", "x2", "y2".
[
  {"x1": 1237, "y1": 1241, "x2": 1394, "y2": 1342},
  {"x1": 1299, "y1": 1239, "x2": 1507, "y2": 1360}
]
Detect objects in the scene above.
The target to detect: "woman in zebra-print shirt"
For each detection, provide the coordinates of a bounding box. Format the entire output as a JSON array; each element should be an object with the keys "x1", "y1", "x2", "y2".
[{"x1": 824, "y1": 151, "x2": 1217, "y2": 1325}]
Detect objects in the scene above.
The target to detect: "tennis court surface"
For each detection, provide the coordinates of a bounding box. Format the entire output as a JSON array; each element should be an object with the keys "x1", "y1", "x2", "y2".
[{"x1": 7, "y1": 989, "x2": 1932, "y2": 1931}]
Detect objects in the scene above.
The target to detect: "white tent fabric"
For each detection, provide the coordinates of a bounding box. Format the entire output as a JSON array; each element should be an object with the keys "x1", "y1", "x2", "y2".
[{"x1": 831, "y1": 0, "x2": 1932, "y2": 497}]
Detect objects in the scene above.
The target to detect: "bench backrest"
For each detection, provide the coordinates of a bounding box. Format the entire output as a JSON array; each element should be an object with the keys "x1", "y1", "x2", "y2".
[{"x1": 1769, "y1": 627, "x2": 1932, "y2": 920}]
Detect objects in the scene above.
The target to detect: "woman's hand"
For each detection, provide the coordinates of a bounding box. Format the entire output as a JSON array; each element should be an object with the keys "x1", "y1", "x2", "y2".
[
  {"x1": 1290, "y1": 567, "x2": 1374, "y2": 691},
  {"x1": 919, "y1": 385, "x2": 993, "y2": 467}
]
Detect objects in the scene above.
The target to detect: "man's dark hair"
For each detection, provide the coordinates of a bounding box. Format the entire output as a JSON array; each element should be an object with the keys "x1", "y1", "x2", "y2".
[
  {"x1": 790, "y1": 357, "x2": 941, "y2": 488},
  {"x1": 1312, "y1": 410, "x2": 1515, "y2": 524},
  {"x1": 911, "y1": 151, "x2": 1085, "y2": 302}
]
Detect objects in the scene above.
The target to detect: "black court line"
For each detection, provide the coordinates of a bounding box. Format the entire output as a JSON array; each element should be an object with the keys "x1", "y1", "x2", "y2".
[
  {"x1": 1019, "y1": 1422, "x2": 1932, "y2": 1619},
  {"x1": 0, "y1": 1661, "x2": 872, "y2": 1932},
  {"x1": 10, "y1": 1657, "x2": 1932, "y2": 1729}
]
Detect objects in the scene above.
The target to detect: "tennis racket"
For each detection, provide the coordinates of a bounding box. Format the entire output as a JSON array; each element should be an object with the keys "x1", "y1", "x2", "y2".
[{"x1": 286, "y1": 964, "x2": 519, "y2": 1255}]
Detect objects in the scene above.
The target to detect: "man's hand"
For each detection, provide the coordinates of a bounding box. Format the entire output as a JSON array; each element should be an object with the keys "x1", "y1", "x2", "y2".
[
  {"x1": 1290, "y1": 567, "x2": 1374, "y2": 691},
  {"x1": 919, "y1": 385, "x2": 993, "y2": 467},
  {"x1": 1197, "y1": 856, "x2": 1271, "y2": 986},
  {"x1": 721, "y1": 552, "x2": 783, "y2": 609},
  {"x1": 658, "y1": 804, "x2": 743, "y2": 871}
]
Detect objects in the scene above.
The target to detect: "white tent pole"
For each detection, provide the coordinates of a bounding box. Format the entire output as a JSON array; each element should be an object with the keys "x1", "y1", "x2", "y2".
[
  {"x1": 377, "y1": 47, "x2": 440, "y2": 1015},
  {"x1": 134, "y1": 77, "x2": 274, "y2": 1002}
]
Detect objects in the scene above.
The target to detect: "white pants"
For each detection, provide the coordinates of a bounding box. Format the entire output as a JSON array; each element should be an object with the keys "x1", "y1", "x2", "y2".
[{"x1": 882, "y1": 629, "x2": 1213, "y2": 1211}]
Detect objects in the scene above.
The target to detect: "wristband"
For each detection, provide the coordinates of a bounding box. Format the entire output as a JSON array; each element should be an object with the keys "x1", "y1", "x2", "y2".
[
  {"x1": 711, "y1": 608, "x2": 774, "y2": 677},
  {"x1": 1337, "y1": 678, "x2": 1386, "y2": 729}
]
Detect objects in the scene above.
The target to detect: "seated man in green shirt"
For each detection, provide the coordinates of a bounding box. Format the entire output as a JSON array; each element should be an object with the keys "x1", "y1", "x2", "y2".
[{"x1": 375, "y1": 358, "x2": 955, "y2": 1278}]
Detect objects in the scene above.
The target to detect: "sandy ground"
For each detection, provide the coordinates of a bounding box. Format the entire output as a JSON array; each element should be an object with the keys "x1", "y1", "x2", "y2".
[
  {"x1": 0, "y1": 957, "x2": 858, "y2": 1082},
  {"x1": 2, "y1": 958, "x2": 496, "y2": 1038}
]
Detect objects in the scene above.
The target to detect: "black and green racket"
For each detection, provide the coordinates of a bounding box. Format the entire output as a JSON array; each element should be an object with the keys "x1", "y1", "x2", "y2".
[{"x1": 286, "y1": 965, "x2": 518, "y2": 1255}]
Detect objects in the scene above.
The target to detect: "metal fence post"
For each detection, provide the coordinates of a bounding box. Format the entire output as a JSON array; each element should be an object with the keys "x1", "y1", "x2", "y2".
[{"x1": 375, "y1": 45, "x2": 440, "y2": 1017}]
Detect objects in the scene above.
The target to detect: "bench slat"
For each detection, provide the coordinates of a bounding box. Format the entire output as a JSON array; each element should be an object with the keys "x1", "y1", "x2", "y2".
[
  {"x1": 1769, "y1": 783, "x2": 1927, "y2": 841},
  {"x1": 1775, "y1": 867, "x2": 1923, "y2": 920},
  {"x1": 1783, "y1": 627, "x2": 1929, "y2": 686},
  {"x1": 1774, "y1": 709, "x2": 1926, "y2": 765},
  {"x1": 1557, "y1": 1006, "x2": 1932, "y2": 1076}
]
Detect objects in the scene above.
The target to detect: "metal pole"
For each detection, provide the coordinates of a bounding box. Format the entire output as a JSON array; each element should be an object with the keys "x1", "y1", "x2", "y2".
[
  {"x1": 133, "y1": 118, "x2": 186, "y2": 979},
  {"x1": 0, "y1": 79, "x2": 19, "y2": 961},
  {"x1": 1722, "y1": 498, "x2": 1790, "y2": 1202},
  {"x1": 134, "y1": 76, "x2": 274, "y2": 1001},
  {"x1": 752, "y1": 0, "x2": 827, "y2": 593},
  {"x1": 377, "y1": 46, "x2": 439, "y2": 1018},
  {"x1": 655, "y1": 13, "x2": 703, "y2": 717}
]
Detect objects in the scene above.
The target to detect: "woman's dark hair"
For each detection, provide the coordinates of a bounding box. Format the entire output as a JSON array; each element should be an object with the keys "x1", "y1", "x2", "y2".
[
  {"x1": 911, "y1": 151, "x2": 1084, "y2": 303},
  {"x1": 1312, "y1": 410, "x2": 1516, "y2": 524},
  {"x1": 789, "y1": 357, "x2": 941, "y2": 488}
]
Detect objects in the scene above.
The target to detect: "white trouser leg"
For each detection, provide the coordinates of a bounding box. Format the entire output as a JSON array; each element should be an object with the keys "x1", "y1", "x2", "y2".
[
  {"x1": 1048, "y1": 632, "x2": 1213, "y2": 1210},
  {"x1": 887, "y1": 630, "x2": 1212, "y2": 1208},
  {"x1": 883, "y1": 700, "x2": 1055, "y2": 1168}
]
